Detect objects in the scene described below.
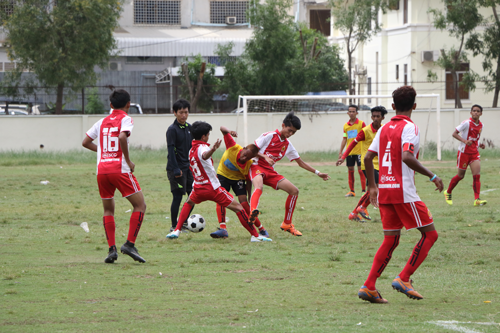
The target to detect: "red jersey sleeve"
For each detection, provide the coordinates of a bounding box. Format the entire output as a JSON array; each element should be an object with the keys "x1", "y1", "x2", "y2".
[
  {"x1": 223, "y1": 133, "x2": 236, "y2": 148},
  {"x1": 342, "y1": 131, "x2": 365, "y2": 159}
]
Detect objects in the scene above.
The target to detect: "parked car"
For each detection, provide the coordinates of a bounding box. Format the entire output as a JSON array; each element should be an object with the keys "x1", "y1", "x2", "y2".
[
  {"x1": 327, "y1": 102, "x2": 349, "y2": 111},
  {"x1": 358, "y1": 104, "x2": 371, "y2": 110},
  {"x1": 0, "y1": 103, "x2": 40, "y2": 114},
  {"x1": 109, "y1": 103, "x2": 143, "y2": 114},
  {"x1": 0, "y1": 108, "x2": 29, "y2": 115}
]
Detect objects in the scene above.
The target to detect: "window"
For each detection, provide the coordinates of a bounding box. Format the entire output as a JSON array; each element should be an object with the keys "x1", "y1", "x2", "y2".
[
  {"x1": 404, "y1": 64, "x2": 408, "y2": 85},
  {"x1": 134, "y1": 0, "x2": 181, "y2": 25},
  {"x1": 4, "y1": 62, "x2": 15, "y2": 72},
  {"x1": 126, "y1": 57, "x2": 163, "y2": 64},
  {"x1": 446, "y1": 63, "x2": 470, "y2": 100},
  {"x1": 389, "y1": 0, "x2": 399, "y2": 10},
  {"x1": 0, "y1": 1, "x2": 14, "y2": 18},
  {"x1": 403, "y1": 0, "x2": 408, "y2": 24},
  {"x1": 396, "y1": 64, "x2": 399, "y2": 80},
  {"x1": 310, "y1": 10, "x2": 331, "y2": 36},
  {"x1": 210, "y1": 1, "x2": 249, "y2": 24}
]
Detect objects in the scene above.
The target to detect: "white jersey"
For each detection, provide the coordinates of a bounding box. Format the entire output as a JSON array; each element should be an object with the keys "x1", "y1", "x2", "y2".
[{"x1": 189, "y1": 140, "x2": 221, "y2": 190}]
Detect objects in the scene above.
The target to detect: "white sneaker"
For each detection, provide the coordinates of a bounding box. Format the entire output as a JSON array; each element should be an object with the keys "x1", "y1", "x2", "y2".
[
  {"x1": 251, "y1": 235, "x2": 272, "y2": 242},
  {"x1": 166, "y1": 230, "x2": 180, "y2": 239}
]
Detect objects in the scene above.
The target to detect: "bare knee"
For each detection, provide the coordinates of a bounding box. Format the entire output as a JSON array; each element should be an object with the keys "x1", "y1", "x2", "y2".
[{"x1": 289, "y1": 187, "x2": 299, "y2": 196}]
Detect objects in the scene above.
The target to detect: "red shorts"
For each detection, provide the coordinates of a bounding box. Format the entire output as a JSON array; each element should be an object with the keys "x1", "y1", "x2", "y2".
[
  {"x1": 457, "y1": 151, "x2": 480, "y2": 170},
  {"x1": 189, "y1": 185, "x2": 234, "y2": 207},
  {"x1": 379, "y1": 201, "x2": 434, "y2": 231},
  {"x1": 97, "y1": 173, "x2": 141, "y2": 199},
  {"x1": 249, "y1": 164, "x2": 285, "y2": 190}
]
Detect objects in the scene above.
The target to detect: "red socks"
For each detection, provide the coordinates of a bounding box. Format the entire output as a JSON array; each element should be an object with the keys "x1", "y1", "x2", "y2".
[
  {"x1": 175, "y1": 202, "x2": 192, "y2": 231},
  {"x1": 250, "y1": 188, "x2": 262, "y2": 212},
  {"x1": 447, "y1": 175, "x2": 462, "y2": 193},
  {"x1": 399, "y1": 230, "x2": 438, "y2": 282},
  {"x1": 127, "y1": 211, "x2": 144, "y2": 244},
  {"x1": 216, "y1": 204, "x2": 227, "y2": 229},
  {"x1": 353, "y1": 191, "x2": 371, "y2": 214},
  {"x1": 358, "y1": 170, "x2": 366, "y2": 191},
  {"x1": 348, "y1": 170, "x2": 355, "y2": 192},
  {"x1": 364, "y1": 235, "x2": 400, "y2": 290},
  {"x1": 236, "y1": 209, "x2": 258, "y2": 237},
  {"x1": 473, "y1": 175, "x2": 481, "y2": 200},
  {"x1": 283, "y1": 195, "x2": 298, "y2": 225},
  {"x1": 103, "y1": 216, "x2": 116, "y2": 248}
]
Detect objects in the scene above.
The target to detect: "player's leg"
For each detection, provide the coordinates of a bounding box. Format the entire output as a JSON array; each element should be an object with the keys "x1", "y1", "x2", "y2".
[
  {"x1": 392, "y1": 202, "x2": 436, "y2": 300},
  {"x1": 445, "y1": 152, "x2": 467, "y2": 205},
  {"x1": 359, "y1": 204, "x2": 401, "y2": 303},
  {"x1": 97, "y1": 174, "x2": 119, "y2": 263},
  {"x1": 167, "y1": 169, "x2": 188, "y2": 231},
  {"x1": 226, "y1": 199, "x2": 271, "y2": 242},
  {"x1": 345, "y1": 156, "x2": 356, "y2": 197},
  {"x1": 249, "y1": 173, "x2": 264, "y2": 223},
  {"x1": 357, "y1": 156, "x2": 366, "y2": 193},
  {"x1": 277, "y1": 178, "x2": 302, "y2": 236},
  {"x1": 167, "y1": 198, "x2": 196, "y2": 239},
  {"x1": 211, "y1": 175, "x2": 231, "y2": 238},
  {"x1": 470, "y1": 160, "x2": 486, "y2": 205}
]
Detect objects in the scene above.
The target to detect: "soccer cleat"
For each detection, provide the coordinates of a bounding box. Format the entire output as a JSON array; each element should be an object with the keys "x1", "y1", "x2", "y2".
[
  {"x1": 210, "y1": 228, "x2": 229, "y2": 239},
  {"x1": 280, "y1": 223, "x2": 302, "y2": 236},
  {"x1": 259, "y1": 228, "x2": 270, "y2": 237},
  {"x1": 345, "y1": 191, "x2": 356, "y2": 197},
  {"x1": 348, "y1": 212, "x2": 366, "y2": 223},
  {"x1": 166, "y1": 229, "x2": 180, "y2": 239},
  {"x1": 250, "y1": 235, "x2": 272, "y2": 242},
  {"x1": 444, "y1": 191, "x2": 453, "y2": 205},
  {"x1": 358, "y1": 286, "x2": 388, "y2": 304},
  {"x1": 474, "y1": 199, "x2": 487, "y2": 207},
  {"x1": 356, "y1": 206, "x2": 372, "y2": 220},
  {"x1": 120, "y1": 243, "x2": 146, "y2": 263},
  {"x1": 249, "y1": 209, "x2": 260, "y2": 225},
  {"x1": 391, "y1": 276, "x2": 423, "y2": 300},
  {"x1": 104, "y1": 246, "x2": 118, "y2": 264}
]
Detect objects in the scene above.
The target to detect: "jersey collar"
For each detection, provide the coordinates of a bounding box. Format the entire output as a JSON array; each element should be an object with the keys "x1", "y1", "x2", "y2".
[
  {"x1": 275, "y1": 129, "x2": 285, "y2": 142},
  {"x1": 347, "y1": 118, "x2": 359, "y2": 126},
  {"x1": 192, "y1": 140, "x2": 209, "y2": 147},
  {"x1": 391, "y1": 115, "x2": 413, "y2": 123},
  {"x1": 469, "y1": 117, "x2": 481, "y2": 125},
  {"x1": 370, "y1": 123, "x2": 377, "y2": 133},
  {"x1": 174, "y1": 119, "x2": 188, "y2": 129}
]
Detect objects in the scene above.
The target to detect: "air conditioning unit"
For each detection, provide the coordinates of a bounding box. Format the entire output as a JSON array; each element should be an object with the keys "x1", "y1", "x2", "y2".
[
  {"x1": 109, "y1": 62, "x2": 122, "y2": 71},
  {"x1": 226, "y1": 16, "x2": 237, "y2": 24},
  {"x1": 421, "y1": 50, "x2": 439, "y2": 62}
]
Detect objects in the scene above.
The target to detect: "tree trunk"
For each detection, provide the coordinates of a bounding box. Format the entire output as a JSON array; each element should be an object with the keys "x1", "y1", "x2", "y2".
[
  {"x1": 56, "y1": 83, "x2": 64, "y2": 114},
  {"x1": 492, "y1": 54, "x2": 500, "y2": 107},
  {"x1": 191, "y1": 62, "x2": 206, "y2": 112}
]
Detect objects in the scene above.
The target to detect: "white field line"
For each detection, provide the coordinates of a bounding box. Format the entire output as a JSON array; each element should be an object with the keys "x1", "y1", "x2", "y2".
[
  {"x1": 428, "y1": 320, "x2": 499, "y2": 333},
  {"x1": 480, "y1": 188, "x2": 497, "y2": 194}
]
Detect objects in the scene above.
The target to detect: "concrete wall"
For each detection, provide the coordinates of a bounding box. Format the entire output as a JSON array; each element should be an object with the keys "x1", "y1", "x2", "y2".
[{"x1": 1, "y1": 110, "x2": 498, "y2": 153}]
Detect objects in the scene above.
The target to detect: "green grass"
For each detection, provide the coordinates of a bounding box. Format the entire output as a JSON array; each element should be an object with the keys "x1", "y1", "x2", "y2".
[{"x1": 1, "y1": 149, "x2": 500, "y2": 332}]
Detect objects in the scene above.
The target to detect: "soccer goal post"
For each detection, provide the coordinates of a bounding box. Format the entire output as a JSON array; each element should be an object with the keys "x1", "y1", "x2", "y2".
[{"x1": 238, "y1": 94, "x2": 443, "y2": 160}]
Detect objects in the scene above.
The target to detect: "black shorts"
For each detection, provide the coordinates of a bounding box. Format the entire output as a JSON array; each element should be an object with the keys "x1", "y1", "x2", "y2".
[
  {"x1": 346, "y1": 155, "x2": 361, "y2": 167},
  {"x1": 217, "y1": 174, "x2": 247, "y2": 197},
  {"x1": 362, "y1": 169, "x2": 379, "y2": 186},
  {"x1": 167, "y1": 168, "x2": 193, "y2": 195}
]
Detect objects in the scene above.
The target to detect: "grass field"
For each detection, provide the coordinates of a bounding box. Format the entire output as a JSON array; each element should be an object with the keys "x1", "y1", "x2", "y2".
[{"x1": 1, "y1": 149, "x2": 499, "y2": 332}]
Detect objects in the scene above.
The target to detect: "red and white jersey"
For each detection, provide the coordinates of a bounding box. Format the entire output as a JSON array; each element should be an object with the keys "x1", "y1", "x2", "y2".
[
  {"x1": 86, "y1": 110, "x2": 133, "y2": 175},
  {"x1": 368, "y1": 115, "x2": 421, "y2": 204},
  {"x1": 456, "y1": 118, "x2": 483, "y2": 154},
  {"x1": 254, "y1": 130, "x2": 300, "y2": 168},
  {"x1": 189, "y1": 140, "x2": 221, "y2": 190}
]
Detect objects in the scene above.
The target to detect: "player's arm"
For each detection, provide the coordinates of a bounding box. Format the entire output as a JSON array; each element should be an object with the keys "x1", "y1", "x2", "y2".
[
  {"x1": 202, "y1": 139, "x2": 222, "y2": 160},
  {"x1": 220, "y1": 126, "x2": 237, "y2": 137},
  {"x1": 338, "y1": 137, "x2": 347, "y2": 158},
  {"x1": 452, "y1": 129, "x2": 472, "y2": 146},
  {"x1": 337, "y1": 131, "x2": 364, "y2": 166},
  {"x1": 364, "y1": 150, "x2": 378, "y2": 207},
  {"x1": 166, "y1": 128, "x2": 182, "y2": 177},
  {"x1": 402, "y1": 145, "x2": 443, "y2": 192},
  {"x1": 479, "y1": 139, "x2": 486, "y2": 149},
  {"x1": 119, "y1": 132, "x2": 135, "y2": 172},
  {"x1": 293, "y1": 158, "x2": 330, "y2": 181},
  {"x1": 258, "y1": 152, "x2": 274, "y2": 166},
  {"x1": 82, "y1": 136, "x2": 97, "y2": 152}
]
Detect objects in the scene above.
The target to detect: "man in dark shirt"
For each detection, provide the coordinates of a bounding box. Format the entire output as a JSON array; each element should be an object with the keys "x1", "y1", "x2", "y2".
[{"x1": 166, "y1": 99, "x2": 193, "y2": 232}]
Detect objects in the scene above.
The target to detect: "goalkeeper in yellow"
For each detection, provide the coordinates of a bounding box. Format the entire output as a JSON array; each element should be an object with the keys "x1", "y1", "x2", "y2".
[{"x1": 210, "y1": 126, "x2": 270, "y2": 239}]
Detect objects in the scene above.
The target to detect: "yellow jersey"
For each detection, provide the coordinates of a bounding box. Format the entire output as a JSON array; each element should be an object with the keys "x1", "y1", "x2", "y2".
[
  {"x1": 343, "y1": 119, "x2": 366, "y2": 156},
  {"x1": 217, "y1": 134, "x2": 253, "y2": 180},
  {"x1": 360, "y1": 123, "x2": 381, "y2": 171}
]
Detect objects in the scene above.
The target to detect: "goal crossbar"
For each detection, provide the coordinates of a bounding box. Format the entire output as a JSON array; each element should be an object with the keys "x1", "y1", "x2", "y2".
[{"x1": 239, "y1": 94, "x2": 442, "y2": 160}]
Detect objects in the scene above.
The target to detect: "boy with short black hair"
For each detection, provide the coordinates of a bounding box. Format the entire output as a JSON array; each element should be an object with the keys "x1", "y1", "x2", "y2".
[
  {"x1": 166, "y1": 98, "x2": 193, "y2": 232},
  {"x1": 82, "y1": 89, "x2": 147, "y2": 264},
  {"x1": 339, "y1": 105, "x2": 366, "y2": 197},
  {"x1": 166, "y1": 121, "x2": 272, "y2": 242},
  {"x1": 444, "y1": 104, "x2": 487, "y2": 206},
  {"x1": 249, "y1": 112, "x2": 330, "y2": 237}
]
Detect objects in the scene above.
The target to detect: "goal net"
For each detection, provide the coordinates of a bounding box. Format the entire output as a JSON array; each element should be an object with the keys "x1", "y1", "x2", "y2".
[{"x1": 237, "y1": 94, "x2": 443, "y2": 160}]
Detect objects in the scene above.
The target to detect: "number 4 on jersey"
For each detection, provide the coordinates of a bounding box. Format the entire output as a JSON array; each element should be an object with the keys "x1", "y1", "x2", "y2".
[{"x1": 382, "y1": 141, "x2": 392, "y2": 174}]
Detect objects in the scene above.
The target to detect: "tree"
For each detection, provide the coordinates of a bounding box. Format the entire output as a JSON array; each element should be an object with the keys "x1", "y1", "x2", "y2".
[
  {"x1": 466, "y1": 0, "x2": 500, "y2": 107},
  {"x1": 0, "y1": 0, "x2": 122, "y2": 114},
  {"x1": 180, "y1": 54, "x2": 221, "y2": 112},
  {"x1": 329, "y1": 0, "x2": 388, "y2": 96},
  {"x1": 429, "y1": 0, "x2": 482, "y2": 108},
  {"x1": 216, "y1": 0, "x2": 348, "y2": 99}
]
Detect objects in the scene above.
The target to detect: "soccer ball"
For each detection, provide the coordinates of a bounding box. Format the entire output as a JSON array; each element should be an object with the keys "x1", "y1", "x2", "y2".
[{"x1": 187, "y1": 214, "x2": 205, "y2": 233}]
